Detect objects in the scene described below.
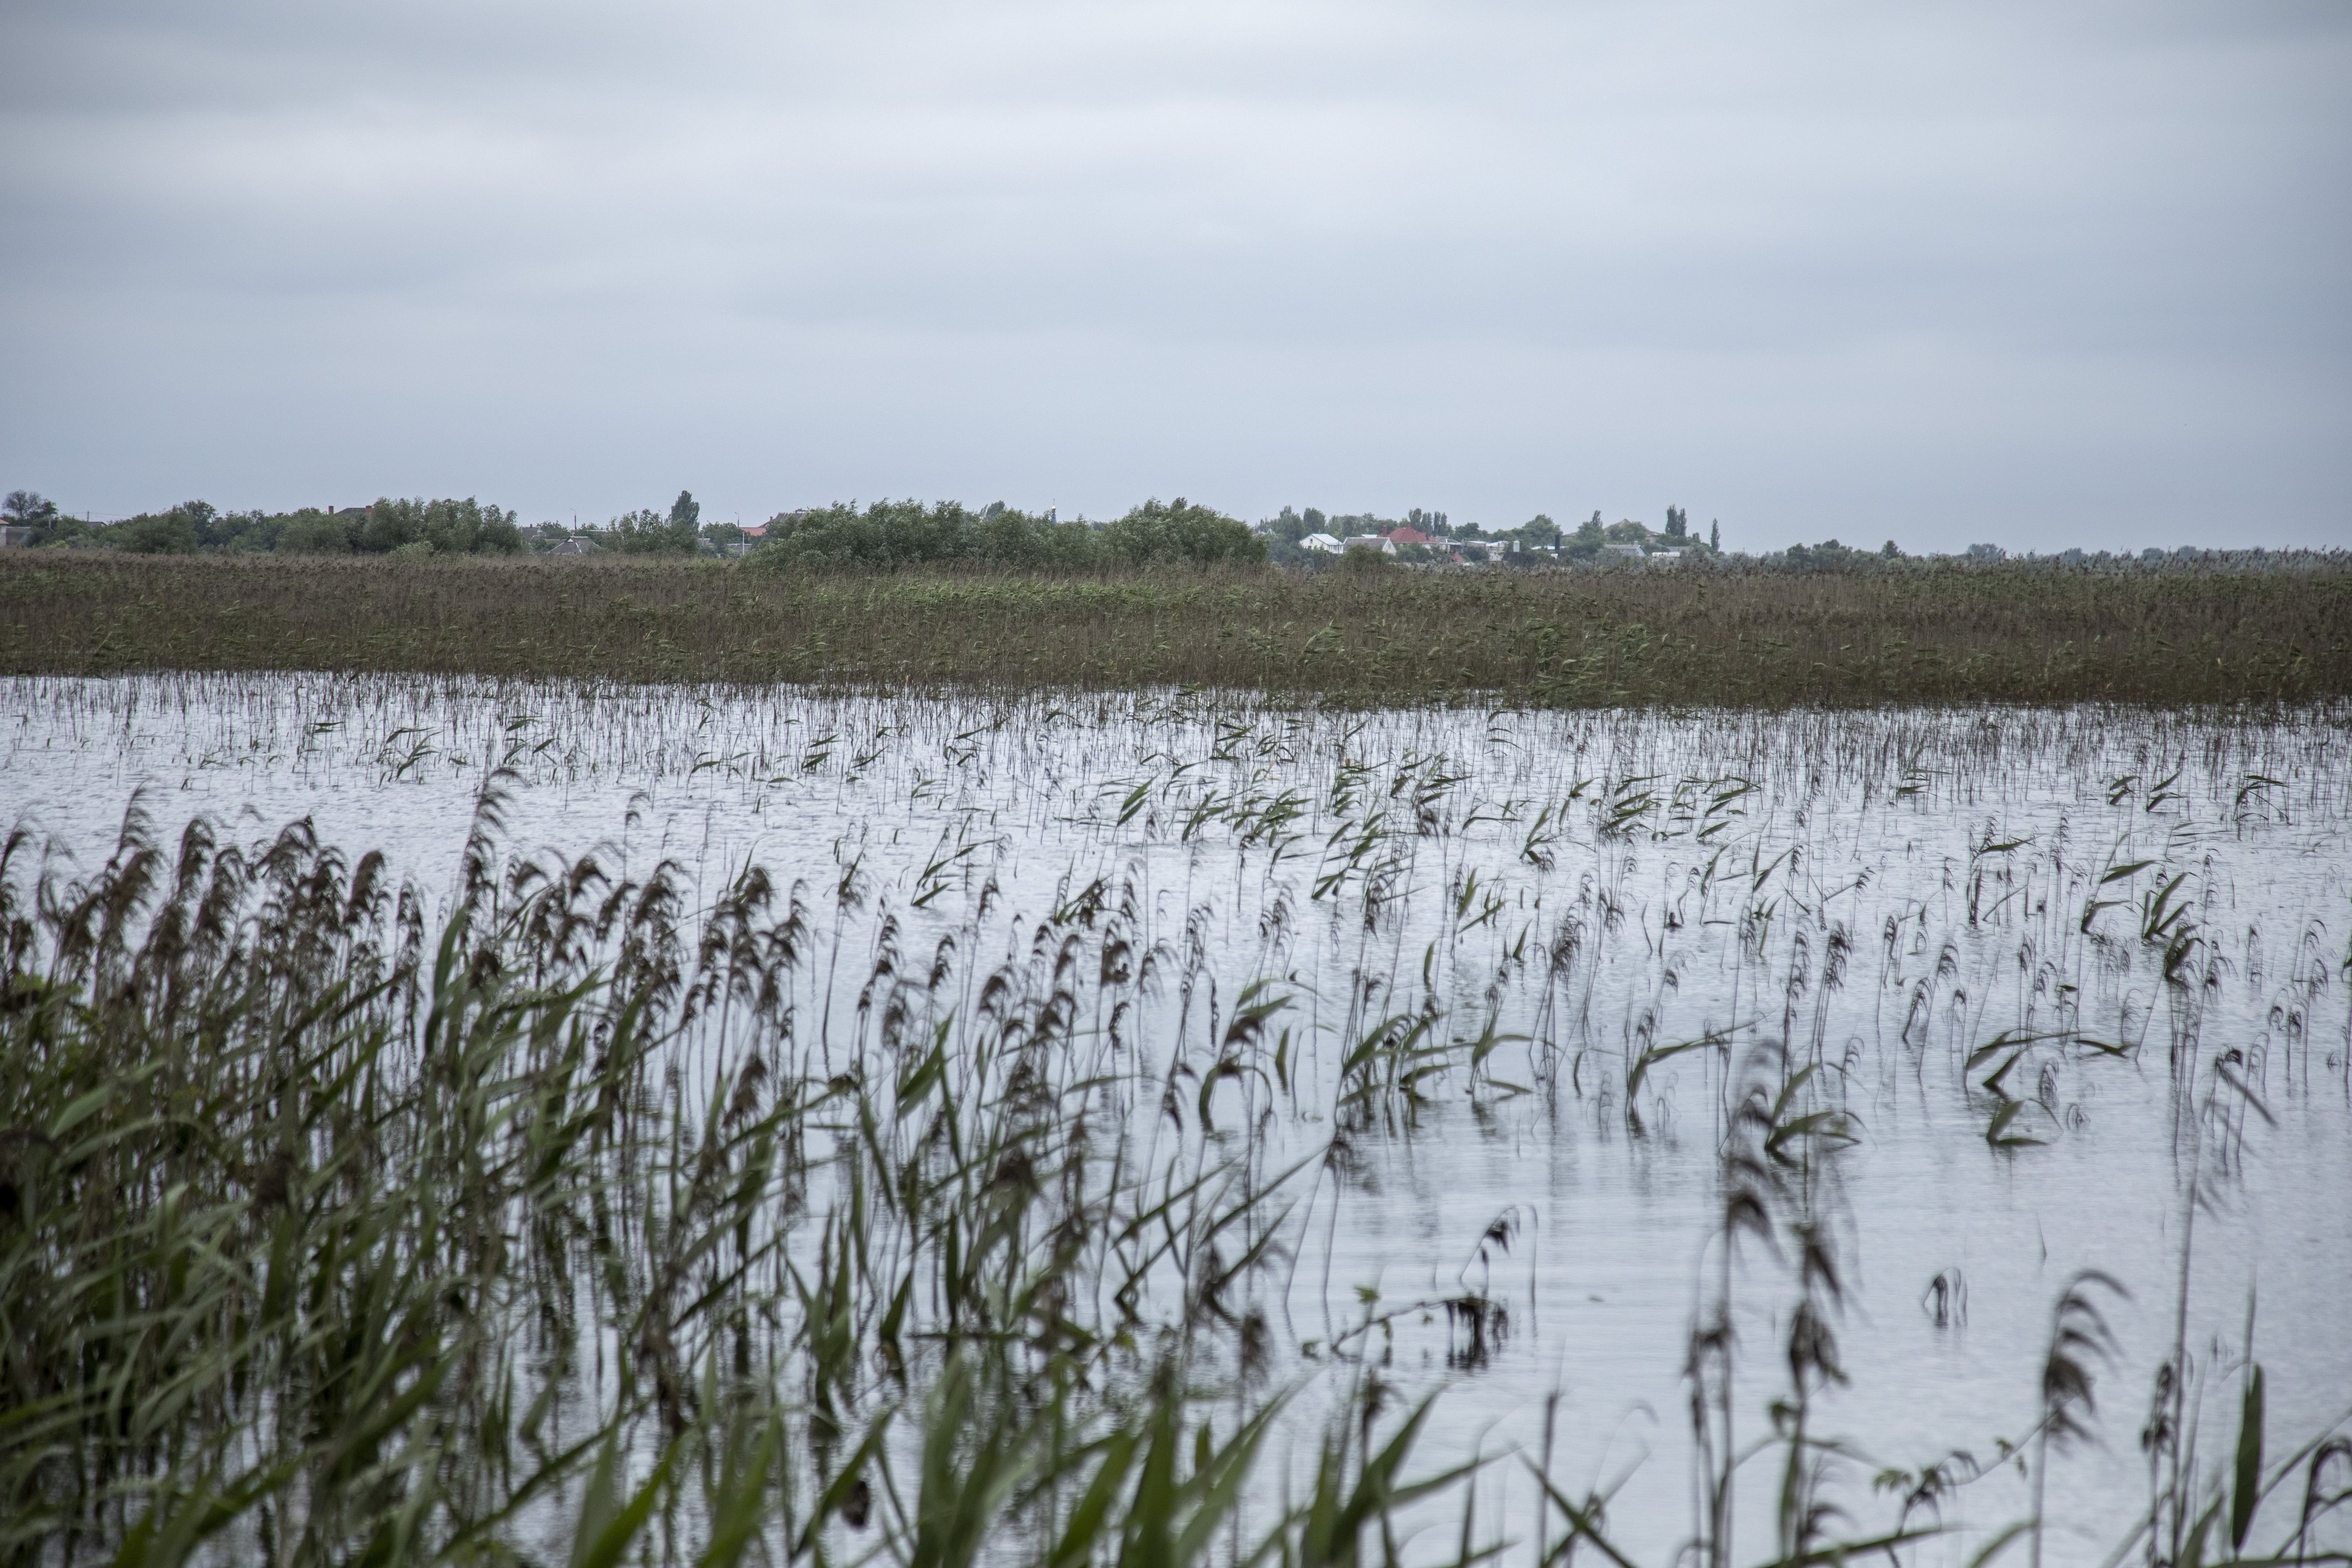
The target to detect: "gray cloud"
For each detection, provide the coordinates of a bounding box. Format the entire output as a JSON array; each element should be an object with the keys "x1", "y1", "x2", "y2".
[{"x1": 4, "y1": 0, "x2": 2347, "y2": 549}]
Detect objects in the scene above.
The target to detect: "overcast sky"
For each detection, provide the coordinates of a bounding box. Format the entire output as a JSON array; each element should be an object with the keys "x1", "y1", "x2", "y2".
[{"x1": 3, "y1": 0, "x2": 2347, "y2": 551}]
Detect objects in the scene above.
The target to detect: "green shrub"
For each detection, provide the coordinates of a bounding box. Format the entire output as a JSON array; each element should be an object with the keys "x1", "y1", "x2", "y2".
[
  {"x1": 763, "y1": 498, "x2": 980, "y2": 567},
  {"x1": 358, "y1": 497, "x2": 523, "y2": 555},
  {"x1": 275, "y1": 512, "x2": 354, "y2": 554},
  {"x1": 759, "y1": 496, "x2": 1264, "y2": 572},
  {"x1": 1101, "y1": 496, "x2": 1265, "y2": 566},
  {"x1": 111, "y1": 511, "x2": 200, "y2": 554}
]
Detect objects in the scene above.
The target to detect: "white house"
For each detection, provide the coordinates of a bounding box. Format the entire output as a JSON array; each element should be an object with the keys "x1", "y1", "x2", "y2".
[
  {"x1": 1298, "y1": 532, "x2": 1344, "y2": 554},
  {"x1": 1341, "y1": 534, "x2": 1397, "y2": 555}
]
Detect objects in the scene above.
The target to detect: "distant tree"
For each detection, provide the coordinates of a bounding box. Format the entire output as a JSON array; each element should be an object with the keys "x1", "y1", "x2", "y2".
[
  {"x1": 205, "y1": 511, "x2": 276, "y2": 552},
  {"x1": 1780, "y1": 538, "x2": 1882, "y2": 573},
  {"x1": 1258, "y1": 507, "x2": 1312, "y2": 549},
  {"x1": 1560, "y1": 513, "x2": 1605, "y2": 562},
  {"x1": 974, "y1": 504, "x2": 1103, "y2": 568},
  {"x1": 1882, "y1": 540, "x2": 1902, "y2": 558},
  {"x1": 4, "y1": 490, "x2": 59, "y2": 525},
  {"x1": 361, "y1": 498, "x2": 524, "y2": 555},
  {"x1": 1710, "y1": 520, "x2": 1720, "y2": 550},
  {"x1": 763, "y1": 500, "x2": 974, "y2": 567},
  {"x1": 582, "y1": 491, "x2": 705, "y2": 555},
  {"x1": 0, "y1": 489, "x2": 95, "y2": 547},
  {"x1": 94, "y1": 500, "x2": 217, "y2": 553},
  {"x1": 275, "y1": 512, "x2": 354, "y2": 554},
  {"x1": 1522, "y1": 514, "x2": 1563, "y2": 549},
  {"x1": 1665, "y1": 505, "x2": 1687, "y2": 539},
  {"x1": 1102, "y1": 497, "x2": 1264, "y2": 567},
  {"x1": 606, "y1": 508, "x2": 696, "y2": 555},
  {"x1": 1303, "y1": 507, "x2": 1327, "y2": 532},
  {"x1": 114, "y1": 509, "x2": 201, "y2": 554},
  {"x1": 760, "y1": 498, "x2": 1123, "y2": 570},
  {"x1": 81, "y1": 496, "x2": 519, "y2": 556}
]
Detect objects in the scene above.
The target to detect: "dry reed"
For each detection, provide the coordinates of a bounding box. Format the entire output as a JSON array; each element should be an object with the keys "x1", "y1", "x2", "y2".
[{"x1": 4, "y1": 553, "x2": 2346, "y2": 704}]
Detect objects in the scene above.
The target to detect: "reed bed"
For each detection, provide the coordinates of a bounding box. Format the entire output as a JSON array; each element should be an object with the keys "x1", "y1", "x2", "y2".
[
  {"x1": 4, "y1": 554, "x2": 2348, "y2": 704},
  {"x1": 3, "y1": 674, "x2": 2350, "y2": 1567}
]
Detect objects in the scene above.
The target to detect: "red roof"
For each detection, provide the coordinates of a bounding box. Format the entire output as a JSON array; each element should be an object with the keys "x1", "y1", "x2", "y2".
[{"x1": 1385, "y1": 526, "x2": 1434, "y2": 546}]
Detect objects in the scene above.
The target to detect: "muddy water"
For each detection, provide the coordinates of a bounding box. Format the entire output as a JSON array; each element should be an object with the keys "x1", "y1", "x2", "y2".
[{"x1": 7, "y1": 673, "x2": 2348, "y2": 1563}]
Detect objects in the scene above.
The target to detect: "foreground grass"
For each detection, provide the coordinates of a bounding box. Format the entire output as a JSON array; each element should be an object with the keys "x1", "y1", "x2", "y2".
[{"x1": 5, "y1": 553, "x2": 2348, "y2": 703}]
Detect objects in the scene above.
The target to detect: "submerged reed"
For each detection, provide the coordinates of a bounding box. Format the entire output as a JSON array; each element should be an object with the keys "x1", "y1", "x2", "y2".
[{"x1": 3, "y1": 679, "x2": 2349, "y2": 1566}]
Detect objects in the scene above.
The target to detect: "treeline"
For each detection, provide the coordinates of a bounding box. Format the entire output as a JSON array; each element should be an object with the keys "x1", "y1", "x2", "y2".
[
  {"x1": 9, "y1": 486, "x2": 2340, "y2": 576},
  {"x1": 0, "y1": 488, "x2": 1265, "y2": 568},
  {"x1": 758, "y1": 497, "x2": 1264, "y2": 569},
  {"x1": 4, "y1": 488, "x2": 728, "y2": 559},
  {"x1": 2, "y1": 492, "x2": 524, "y2": 557}
]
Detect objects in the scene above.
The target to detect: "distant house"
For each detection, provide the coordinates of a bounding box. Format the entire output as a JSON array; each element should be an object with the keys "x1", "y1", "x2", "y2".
[
  {"x1": 1298, "y1": 532, "x2": 1344, "y2": 554},
  {"x1": 548, "y1": 537, "x2": 602, "y2": 556},
  {"x1": 1648, "y1": 549, "x2": 1683, "y2": 566},
  {"x1": 1384, "y1": 526, "x2": 1436, "y2": 548},
  {"x1": 1342, "y1": 534, "x2": 1397, "y2": 555},
  {"x1": 728, "y1": 521, "x2": 768, "y2": 557},
  {"x1": 1603, "y1": 542, "x2": 1647, "y2": 564},
  {"x1": 0, "y1": 525, "x2": 32, "y2": 549}
]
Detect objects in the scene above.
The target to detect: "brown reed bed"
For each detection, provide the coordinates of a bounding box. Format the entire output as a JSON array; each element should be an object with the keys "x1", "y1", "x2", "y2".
[{"x1": 4, "y1": 552, "x2": 2346, "y2": 703}]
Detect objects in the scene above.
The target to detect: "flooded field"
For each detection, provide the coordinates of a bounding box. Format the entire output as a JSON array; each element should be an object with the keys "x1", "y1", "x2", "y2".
[{"x1": 4, "y1": 673, "x2": 2348, "y2": 1567}]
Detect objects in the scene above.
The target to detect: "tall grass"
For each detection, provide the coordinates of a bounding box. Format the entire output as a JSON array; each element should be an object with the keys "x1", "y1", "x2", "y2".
[
  {"x1": 1, "y1": 786, "x2": 1502, "y2": 1566},
  {"x1": 5, "y1": 553, "x2": 2348, "y2": 704}
]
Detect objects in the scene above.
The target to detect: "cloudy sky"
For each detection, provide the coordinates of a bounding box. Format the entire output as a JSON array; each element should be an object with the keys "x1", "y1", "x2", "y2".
[{"x1": 3, "y1": 0, "x2": 2347, "y2": 551}]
